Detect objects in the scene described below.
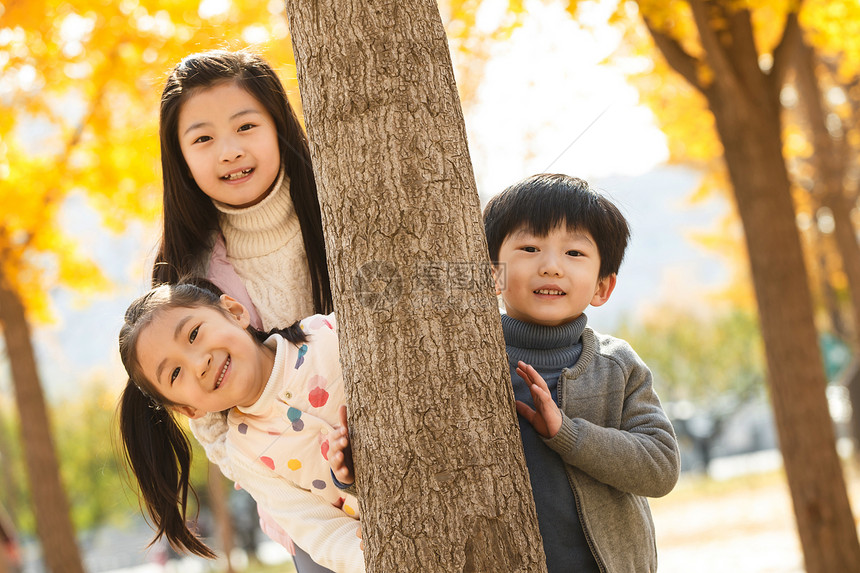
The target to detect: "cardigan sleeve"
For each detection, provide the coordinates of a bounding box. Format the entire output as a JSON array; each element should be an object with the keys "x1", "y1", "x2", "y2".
[{"x1": 543, "y1": 338, "x2": 680, "y2": 498}]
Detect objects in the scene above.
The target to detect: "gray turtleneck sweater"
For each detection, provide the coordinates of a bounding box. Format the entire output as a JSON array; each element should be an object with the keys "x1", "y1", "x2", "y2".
[
  {"x1": 502, "y1": 312, "x2": 680, "y2": 573},
  {"x1": 503, "y1": 313, "x2": 599, "y2": 573}
]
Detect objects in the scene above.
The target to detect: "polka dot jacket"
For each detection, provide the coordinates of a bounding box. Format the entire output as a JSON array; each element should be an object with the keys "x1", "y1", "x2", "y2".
[{"x1": 225, "y1": 314, "x2": 363, "y2": 572}]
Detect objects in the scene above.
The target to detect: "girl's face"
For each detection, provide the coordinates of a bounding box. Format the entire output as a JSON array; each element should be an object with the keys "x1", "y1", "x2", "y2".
[
  {"x1": 177, "y1": 81, "x2": 281, "y2": 208},
  {"x1": 135, "y1": 296, "x2": 275, "y2": 418}
]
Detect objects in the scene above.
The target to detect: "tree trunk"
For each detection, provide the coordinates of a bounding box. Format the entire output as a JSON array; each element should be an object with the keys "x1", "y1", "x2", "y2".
[
  {"x1": 848, "y1": 363, "x2": 860, "y2": 453},
  {"x1": 0, "y1": 504, "x2": 10, "y2": 573},
  {"x1": 713, "y1": 93, "x2": 860, "y2": 573},
  {"x1": 644, "y1": 4, "x2": 860, "y2": 570},
  {"x1": 208, "y1": 462, "x2": 235, "y2": 573},
  {"x1": 794, "y1": 35, "x2": 860, "y2": 340},
  {"x1": 283, "y1": 2, "x2": 547, "y2": 571},
  {"x1": 811, "y1": 224, "x2": 848, "y2": 340},
  {"x1": 794, "y1": 35, "x2": 860, "y2": 452},
  {"x1": 0, "y1": 272, "x2": 84, "y2": 573},
  {"x1": 0, "y1": 409, "x2": 20, "y2": 529}
]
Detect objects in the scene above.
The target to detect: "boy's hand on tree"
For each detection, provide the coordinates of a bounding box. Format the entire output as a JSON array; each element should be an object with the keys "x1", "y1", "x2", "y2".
[
  {"x1": 515, "y1": 361, "x2": 562, "y2": 438},
  {"x1": 329, "y1": 405, "x2": 355, "y2": 485}
]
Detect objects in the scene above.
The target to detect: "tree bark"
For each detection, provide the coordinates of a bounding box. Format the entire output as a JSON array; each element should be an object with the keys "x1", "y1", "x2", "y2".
[
  {"x1": 644, "y1": 4, "x2": 860, "y2": 571},
  {"x1": 0, "y1": 271, "x2": 84, "y2": 573},
  {"x1": 283, "y1": 1, "x2": 547, "y2": 571}
]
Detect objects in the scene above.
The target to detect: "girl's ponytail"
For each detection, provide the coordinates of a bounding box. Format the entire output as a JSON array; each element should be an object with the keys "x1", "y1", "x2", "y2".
[{"x1": 118, "y1": 381, "x2": 216, "y2": 558}]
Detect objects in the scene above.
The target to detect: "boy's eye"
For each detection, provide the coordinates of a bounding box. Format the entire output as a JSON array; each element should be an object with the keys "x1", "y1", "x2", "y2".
[
  {"x1": 522, "y1": 246, "x2": 538, "y2": 253},
  {"x1": 566, "y1": 250, "x2": 583, "y2": 257},
  {"x1": 193, "y1": 135, "x2": 212, "y2": 144},
  {"x1": 238, "y1": 123, "x2": 256, "y2": 132},
  {"x1": 189, "y1": 326, "x2": 199, "y2": 343},
  {"x1": 170, "y1": 367, "x2": 180, "y2": 384}
]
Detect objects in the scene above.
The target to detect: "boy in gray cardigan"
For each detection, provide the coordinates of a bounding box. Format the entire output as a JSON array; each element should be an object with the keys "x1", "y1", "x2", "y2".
[
  {"x1": 329, "y1": 173, "x2": 679, "y2": 572},
  {"x1": 482, "y1": 173, "x2": 680, "y2": 572}
]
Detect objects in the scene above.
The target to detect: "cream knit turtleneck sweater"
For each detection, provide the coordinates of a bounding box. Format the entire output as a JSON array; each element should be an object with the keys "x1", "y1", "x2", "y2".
[
  {"x1": 213, "y1": 171, "x2": 314, "y2": 331},
  {"x1": 192, "y1": 172, "x2": 317, "y2": 481}
]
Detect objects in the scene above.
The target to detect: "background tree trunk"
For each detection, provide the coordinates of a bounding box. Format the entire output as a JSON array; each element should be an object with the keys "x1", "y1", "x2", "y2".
[
  {"x1": 712, "y1": 92, "x2": 860, "y2": 573},
  {"x1": 283, "y1": 1, "x2": 547, "y2": 571},
  {"x1": 208, "y1": 462, "x2": 235, "y2": 573},
  {"x1": 0, "y1": 410, "x2": 20, "y2": 529},
  {"x1": 794, "y1": 35, "x2": 860, "y2": 344},
  {"x1": 645, "y1": 4, "x2": 860, "y2": 571},
  {"x1": 0, "y1": 272, "x2": 84, "y2": 573},
  {"x1": 793, "y1": 34, "x2": 860, "y2": 454}
]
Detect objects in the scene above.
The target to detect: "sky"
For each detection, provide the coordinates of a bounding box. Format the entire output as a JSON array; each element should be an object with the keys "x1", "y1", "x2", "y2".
[
  {"x1": 463, "y1": 0, "x2": 730, "y2": 328},
  {"x1": 466, "y1": 0, "x2": 669, "y2": 191},
  {"x1": 4, "y1": 0, "x2": 731, "y2": 402}
]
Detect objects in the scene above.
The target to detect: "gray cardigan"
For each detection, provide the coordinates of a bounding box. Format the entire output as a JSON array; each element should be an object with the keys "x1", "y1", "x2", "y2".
[{"x1": 543, "y1": 327, "x2": 680, "y2": 572}]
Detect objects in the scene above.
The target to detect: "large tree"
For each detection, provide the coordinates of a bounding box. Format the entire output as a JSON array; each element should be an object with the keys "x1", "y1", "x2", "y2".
[
  {"x1": 283, "y1": 1, "x2": 547, "y2": 571},
  {"x1": 448, "y1": 0, "x2": 860, "y2": 569},
  {"x1": 628, "y1": 2, "x2": 860, "y2": 570}
]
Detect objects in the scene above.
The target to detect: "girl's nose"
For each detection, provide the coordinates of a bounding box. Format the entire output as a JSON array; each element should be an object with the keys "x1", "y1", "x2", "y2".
[
  {"x1": 219, "y1": 138, "x2": 244, "y2": 163},
  {"x1": 196, "y1": 353, "x2": 212, "y2": 381}
]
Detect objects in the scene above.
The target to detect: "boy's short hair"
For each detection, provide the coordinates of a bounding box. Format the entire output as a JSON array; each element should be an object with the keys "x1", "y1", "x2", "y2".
[{"x1": 483, "y1": 173, "x2": 630, "y2": 279}]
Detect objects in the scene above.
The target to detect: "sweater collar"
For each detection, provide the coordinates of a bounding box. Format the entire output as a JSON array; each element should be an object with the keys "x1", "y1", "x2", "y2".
[
  {"x1": 501, "y1": 313, "x2": 587, "y2": 371},
  {"x1": 237, "y1": 333, "x2": 283, "y2": 417},
  {"x1": 213, "y1": 169, "x2": 301, "y2": 259}
]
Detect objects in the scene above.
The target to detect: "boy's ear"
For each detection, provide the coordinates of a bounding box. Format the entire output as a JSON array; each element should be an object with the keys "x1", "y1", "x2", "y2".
[
  {"x1": 590, "y1": 273, "x2": 617, "y2": 308},
  {"x1": 220, "y1": 294, "x2": 251, "y2": 328},
  {"x1": 174, "y1": 405, "x2": 205, "y2": 419},
  {"x1": 491, "y1": 264, "x2": 503, "y2": 296}
]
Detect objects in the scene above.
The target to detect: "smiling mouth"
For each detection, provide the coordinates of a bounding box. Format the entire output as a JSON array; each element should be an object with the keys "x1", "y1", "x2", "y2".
[
  {"x1": 222, "y1": 169, "x2": 253, "y2": 181},
  {"x1": 535, "y1": 289, "x2": 565, "y2": 295},
  {"x1": 215, "y1": 357, "x2": 231, "y2": 389}
]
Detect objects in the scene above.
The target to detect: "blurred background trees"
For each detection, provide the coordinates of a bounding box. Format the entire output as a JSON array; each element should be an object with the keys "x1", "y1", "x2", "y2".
[{"x1": 1, "y1": 1, "x2": 301, "y2": 570}]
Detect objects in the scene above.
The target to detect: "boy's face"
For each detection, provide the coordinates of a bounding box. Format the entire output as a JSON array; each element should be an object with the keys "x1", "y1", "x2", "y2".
[{"x1": 493, "y1": 225, "x2": 616, "y2": 327}]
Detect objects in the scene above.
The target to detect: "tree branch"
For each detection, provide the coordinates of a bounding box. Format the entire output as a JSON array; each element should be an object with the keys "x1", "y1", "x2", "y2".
[
  {"x1": 770, "y1": 9, "x2": 802, "y2": 97},
  {"x1": 641, "y1": 15, "x2": 704, "y2": 94},
  {"x1": 687, "y1": 0, "x2": 743, "y2": 96}
]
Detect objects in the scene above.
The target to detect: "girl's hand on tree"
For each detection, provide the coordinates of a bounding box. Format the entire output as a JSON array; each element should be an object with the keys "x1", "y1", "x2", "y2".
[
  {"x1": 329, "y1": 405, "x2": 355, "y2": 485},
  {"x1": 515, "y1": 361, "x2": 562, "y2": 438}
]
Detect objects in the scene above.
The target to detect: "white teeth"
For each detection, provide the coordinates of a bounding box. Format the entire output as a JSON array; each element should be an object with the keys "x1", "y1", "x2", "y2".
[
  {"x1": 216, "y1": 357, "x2": 230, "y2": 388},
  {"x1": 535, "y1": 289, "x2": 564, "y2": 295},
  {"x1": 222, "y1": 169, "x2": 252, "y2": 181}
]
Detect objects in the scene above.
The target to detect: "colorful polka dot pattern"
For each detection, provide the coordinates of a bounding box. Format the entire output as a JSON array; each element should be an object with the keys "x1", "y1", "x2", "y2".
[
  {"x1": 307, "y1": 375, "x2": 329, "y2": 408},
  {"x1": 295, "y1": 344, "x2": 308, "y2": 369},
  {"x1": 228, "y1": 314, "x2": 359, "y2": 521}
]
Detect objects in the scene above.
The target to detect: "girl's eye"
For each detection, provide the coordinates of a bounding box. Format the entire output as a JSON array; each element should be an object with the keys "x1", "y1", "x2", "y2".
[
  {"x1": 238, "y1": 123, "x2": 256, "y2": 132},
  {"x1": 567, "y1": 250, "x2": 582, "y2": 257},
  {"x1": 522, "y1": 246, "x2": 538, "y2": 253},
  {"x1": 170, "y1": 367, "x2": 180, "y2": 384},
  {"x1": 193, "y1": 135, "x2": 212, "y2": 144},
  {"x1": 189, "y1": 326, "x2": 199, "y2": 343}
]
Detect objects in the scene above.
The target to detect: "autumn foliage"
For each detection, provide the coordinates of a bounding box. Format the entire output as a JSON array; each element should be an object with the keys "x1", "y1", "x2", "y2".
[{"x1": 1, "y1": 0, "x2": 303, "y2": 318}]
